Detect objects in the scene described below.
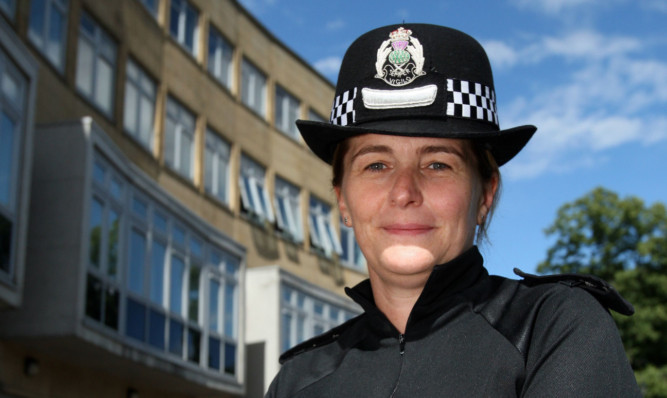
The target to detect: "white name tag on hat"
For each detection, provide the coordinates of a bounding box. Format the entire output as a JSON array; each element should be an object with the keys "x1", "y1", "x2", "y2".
[{"x1": 362, "y1": 84, "x2": 437, "y2": 109}]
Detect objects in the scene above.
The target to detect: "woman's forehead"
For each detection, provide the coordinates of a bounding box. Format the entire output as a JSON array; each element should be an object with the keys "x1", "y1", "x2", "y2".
[{"x1": 345, "y1": 134, "x2": 471, "y2": 158}]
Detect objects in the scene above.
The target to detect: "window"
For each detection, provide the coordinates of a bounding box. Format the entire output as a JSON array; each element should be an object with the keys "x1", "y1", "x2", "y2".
[
  {"x1": 123, "y1": 59, "x2": 156, "y2": 151},
  {"x1": 207, "y1": 250, "x2": 239, "y2": 375},
  {"x1": 0, "y1": 0, "x2": 15, "y2": 19},
  {"x1": 0, "y1": 48, "x2": 27, "y2": 276},
  {"x1": 164, "y1": 96, "x2": 195, "y2": 180},
  {"x1": 241, "y1": 58, "x2": 266, "y2": 118},
  {"x1": 274, "y1": 177, "x2": 302, "y2": 242},
  {"x1": 85, "y1": 152, "x2": 242, "y2": 375},
  {"x1": 239, "y1": 154, "x2": 274, "y2": 223},
  {"x1": 275, "y1": 85, "x2": 301, "y2": 139},
  {"x1": 204, "y1": 129, "x2": 230, "y2": 205},
  {"x1": 137, "y1": 0, "x2": 158, "y2": 19},
  {"x1": 169, "y1": 0, "x2": 199, "y2": 57},
  {"x1": 207, "y1": 25, "x2": 233, "y2": 90},
  {"x1": 308, "y1": 109, "x2": 326, "y2": 123},
  {"x1": 75, "y1": 11, "x2": 117, "y2": 117},
  {"x1": 86, "y1": 157, "x2": 123, "y2": 330},
  {"x1": 27, "y1": 0, "x2": 69, "y2": 71},
  {"x1": 340, "y1": 218, "x2": 366, "y2": 270},
  {"x1": 281, "y1": 284, "x2": 356, "y2": 352},
  {"x1": 308, "y1": 197, "x2": 342, "y2": 258}
]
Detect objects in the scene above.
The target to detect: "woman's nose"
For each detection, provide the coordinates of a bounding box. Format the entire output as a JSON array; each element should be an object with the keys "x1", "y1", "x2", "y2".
[{"x1": 389, "y1": 168, "x2": 423, "y2": 207}]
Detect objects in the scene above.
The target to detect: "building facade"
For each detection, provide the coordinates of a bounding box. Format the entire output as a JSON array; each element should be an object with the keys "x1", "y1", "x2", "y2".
[{"x1": 0, "y1": 1, "x2": 366, "y2": 397}]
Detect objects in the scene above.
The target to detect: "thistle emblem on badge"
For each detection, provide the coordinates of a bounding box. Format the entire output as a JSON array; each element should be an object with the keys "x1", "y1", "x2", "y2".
[{"x1": 374, "y1": 27, "x2": 426, "y2": 87}]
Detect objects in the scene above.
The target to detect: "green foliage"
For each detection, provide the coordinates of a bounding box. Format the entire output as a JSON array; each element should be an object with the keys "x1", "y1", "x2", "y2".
[{"x1": 539, "y1": 187, "x2": 667, "y2": 395}]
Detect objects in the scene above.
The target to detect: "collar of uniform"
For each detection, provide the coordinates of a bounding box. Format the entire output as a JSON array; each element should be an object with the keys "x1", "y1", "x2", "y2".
[{"x1": 345, "y1": 246, "x2": 487, "y2": 337}]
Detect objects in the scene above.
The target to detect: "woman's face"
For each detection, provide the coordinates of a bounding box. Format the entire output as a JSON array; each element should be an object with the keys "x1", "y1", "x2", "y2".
[{"x1": 335, "y1": 134, "x2": 497, "y2": 287}]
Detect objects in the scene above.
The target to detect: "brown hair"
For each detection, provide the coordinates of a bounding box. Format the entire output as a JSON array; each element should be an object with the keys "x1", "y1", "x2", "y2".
[{"x1": 331, "y1": 138, "x2": 501, "y2": 244}]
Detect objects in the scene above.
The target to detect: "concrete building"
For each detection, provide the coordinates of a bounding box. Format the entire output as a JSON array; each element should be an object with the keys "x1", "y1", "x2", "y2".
[{"x1": 0, "y1": 1, "x2": 366, "y2": 397}]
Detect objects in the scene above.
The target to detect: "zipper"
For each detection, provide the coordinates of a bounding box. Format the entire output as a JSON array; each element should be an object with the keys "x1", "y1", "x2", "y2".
[{"x1": 398, "y1": 333, "x2": 406, "y2": 355}]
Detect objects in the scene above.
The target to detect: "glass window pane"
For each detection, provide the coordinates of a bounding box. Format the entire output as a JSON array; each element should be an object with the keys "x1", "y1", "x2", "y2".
[
  {"x1": 104, "y1": 286, "x2": 119, "y2": 330},
  {"x1": 224, "y1": 281, "x2": 235, "y2": 337},
  {"x1": 126, "y1": 298, "x2": 147, "y2": 341},
  {"x1": 95, "y1": 58, "x2": 114, "y2": 113},
  {"x1": 75, "y1": 38, "x2": 94, "y2": 96},
  {"x1": 169, "y1": 319, "x2": 184, "y2": 356},
  {"x1": 209, "y1": 279, "x2": 220, "y2": 332},
  {"x1": 88, "y1": 198, "x2": 104, "y2": 268},
  {"x1": 224, "y1": 342, "x2": 236, "y2": 375},
  {"x1": 188, "y1": 266, "x2": 200, "y2": 322},
  {"x1": 208, "y1": 336, "x2": 221, "y2": 370},
  {"x1": 0, "y1": 112, "x2": 16, "y2": 207},
  {"x1": 85, "y1": 274, "x2": 102, "y2": 321},
  {"x1": 170, "y1": 255, "x2": 185, "y2": 315},
  {"x1": 148, "y1": 309, "x2": 166, "y2": 350},
  {"x1": 150, "y1": 240, "x2": 166, "y2": 306},
  {"x1": 123, "y1": 81, "x2": 138, "y2": 133},
  {"x1": 0, "y1": 214, "x2": 11, "y2": 273},
  {"x1": 154, "y1": 211, "x2": 168, "y2": 233},
  {"x1": 187, "y1": 327, "x2": 201, "y2": 363},
  {"x1": 128, "y1": 228, "x2": 146, "y2": 294},
  {"x1": 107, "y1": 209, "x2": 119, "y2": 278}
]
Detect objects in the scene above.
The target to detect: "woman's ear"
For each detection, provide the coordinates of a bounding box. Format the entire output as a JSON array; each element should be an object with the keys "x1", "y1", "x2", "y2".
[
  {"x1": 334, "y1": 185, "x2": 349, "y2": 222},
  {"x1": 477, "y1": 173, "x2": 498, "y2": 225}
]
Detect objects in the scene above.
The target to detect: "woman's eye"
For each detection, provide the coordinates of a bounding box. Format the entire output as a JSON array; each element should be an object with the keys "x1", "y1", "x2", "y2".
[
  {"x1": 366, "y1": 162, "x2": 386, "y2": 171},
  {"x1": 428, "y1": 162, "x2": 450, "y2": 170}
]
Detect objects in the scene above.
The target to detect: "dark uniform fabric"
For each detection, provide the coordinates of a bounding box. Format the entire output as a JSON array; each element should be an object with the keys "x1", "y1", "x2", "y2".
[{"x1": 265, "y1": 247, "x2": 641, "y2": 398}]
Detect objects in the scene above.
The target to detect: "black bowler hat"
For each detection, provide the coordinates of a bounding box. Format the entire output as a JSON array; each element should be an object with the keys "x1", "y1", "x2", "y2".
[{"x1": 296, "y1": 23, "x2": 537, "y2": 166}]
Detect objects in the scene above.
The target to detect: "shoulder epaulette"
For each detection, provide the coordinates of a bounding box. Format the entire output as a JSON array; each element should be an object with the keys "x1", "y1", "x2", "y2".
[
  {"x1": 513, "y1": 268, "x2": 634, "y2": 316},
  {"x1": 279, "y1": 316, "x2": 361, "y2": 364}
]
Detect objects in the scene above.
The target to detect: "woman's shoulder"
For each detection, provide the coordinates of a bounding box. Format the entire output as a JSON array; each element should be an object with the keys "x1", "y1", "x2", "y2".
[{"x1": 473, "y1": 269, "x2": 633, "y2": 360}]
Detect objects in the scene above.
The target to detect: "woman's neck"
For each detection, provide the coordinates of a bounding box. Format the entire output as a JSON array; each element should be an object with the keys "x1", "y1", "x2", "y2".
[{"x1": 368, "y1": 271, "x2": 431, "y2": 334}]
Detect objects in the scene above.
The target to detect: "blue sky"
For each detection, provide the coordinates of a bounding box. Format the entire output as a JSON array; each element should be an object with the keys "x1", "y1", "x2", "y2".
[{"x1": 239, "y1": 0, "x2": 667, "y2": 277}]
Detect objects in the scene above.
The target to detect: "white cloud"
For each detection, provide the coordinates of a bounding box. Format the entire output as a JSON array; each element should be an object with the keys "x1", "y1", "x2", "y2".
[
  {"x1": 510, "y1": 0, "x2": 614, "y2": 15},
  {"x1": 325, "y1": 19, "x2": 345, "y2": 31},
  {"x1": 314, "y1": 56, "x2": 342, "y2": 78},
  {"x1": 483, "y1": 40, "x2": 520, "y2": 69},
  {"x1": 499, "y1": 32, "x2": 667, "y2": 180}
]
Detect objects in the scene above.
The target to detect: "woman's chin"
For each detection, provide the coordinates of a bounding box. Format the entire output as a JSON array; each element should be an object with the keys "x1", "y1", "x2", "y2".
[{"x1": 378, "y1": 245, "x2": 438, "y2": 276}]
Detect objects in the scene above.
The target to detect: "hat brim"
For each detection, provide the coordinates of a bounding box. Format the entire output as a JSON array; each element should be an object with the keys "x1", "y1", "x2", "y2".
[{"x1": 296, "y1": 118, "x2": 537, "y2": 166}]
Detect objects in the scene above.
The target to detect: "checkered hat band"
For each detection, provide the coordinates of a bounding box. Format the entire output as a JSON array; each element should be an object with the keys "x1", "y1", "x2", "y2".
[
  {"x1": 446, "y1": 79, "x2": 498, "y2": 127},
  {"x1": 330, "y1": 88, "x2": 357, "y2": 126}
]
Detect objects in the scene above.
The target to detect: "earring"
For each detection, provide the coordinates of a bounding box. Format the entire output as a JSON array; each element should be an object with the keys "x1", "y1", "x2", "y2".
[{"x1": 344, "y1": 217, "x2": 349, "y2": 225}]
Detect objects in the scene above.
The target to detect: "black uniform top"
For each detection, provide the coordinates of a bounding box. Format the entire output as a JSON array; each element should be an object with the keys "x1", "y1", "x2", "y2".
[{"x1": 266, "y1": 246, "x2": 641, "y2": 397}]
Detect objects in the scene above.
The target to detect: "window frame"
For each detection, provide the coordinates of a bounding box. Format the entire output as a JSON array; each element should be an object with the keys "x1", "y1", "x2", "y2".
[
  {"x1": 274, "y1": 84, "x2": 301, "y2": 139},
  {"x1": 85, "y1": 150, "x2": 243, "y2": 377},
  {"x1": 308, "y1": 196, "x2": 342, "y2": 258},
  {"x1": 274, "y1": 176, "x2": 302, "y2": 243},
  {"x1": 240, "y1": 58, "x2": 267, "y2": 118},
  {"x1": 164, "y1": 96, "x2": 196, "y2": 181},
  {"x1": 75, "y1": 10, "x2": 118, "y2": 118},
  {"x1": 280, "y1": 283, "x2": 357, "y2": 353},
  {"x1": 207, "y1": 24, "x2": 234, "y2": 90},
  {"x1": 239, "y1": 154, "x2": 274, "y2": 224},
  {"x1": 204, "y1": 128, "x2": 231, "y2": 205},
  {"x1": 169, "y1": 0, "x2": 199, "y2": 57},
  {"x1": 0, "y1": 47, "x2": 27, "y2": 279},
  {"x1": 27, "y1": 0, "x2": 69, "y2": 72},
  {"x1": 340, "y1": 218, "x2": 366, "y2": 271},
  {"x1": 123, "y1": 58, "x2": 156, "y2": 151}
]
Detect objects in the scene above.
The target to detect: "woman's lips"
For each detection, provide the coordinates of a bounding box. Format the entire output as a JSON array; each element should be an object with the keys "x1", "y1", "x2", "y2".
[{"x1": 382, "y1": 224, "x2": 434, "y2": 235}]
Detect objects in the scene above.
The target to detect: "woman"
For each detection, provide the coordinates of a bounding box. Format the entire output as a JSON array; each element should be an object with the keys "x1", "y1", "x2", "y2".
[{"x1": 266, "y1": 24, "x2": 640, "y2": 397}]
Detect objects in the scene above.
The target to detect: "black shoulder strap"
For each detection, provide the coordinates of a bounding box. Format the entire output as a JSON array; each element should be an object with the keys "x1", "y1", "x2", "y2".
[{"x1": 513, "y1": 268, "x2": 635, "y2": 316}]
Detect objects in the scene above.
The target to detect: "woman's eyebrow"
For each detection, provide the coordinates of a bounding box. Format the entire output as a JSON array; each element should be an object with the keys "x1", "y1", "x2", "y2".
[
  {"x1": 349, "y1": 145, "x2": 392, "y2": 163},
  {"x1": 420, "y1": 145, "x2": 465, "y2": 159}
]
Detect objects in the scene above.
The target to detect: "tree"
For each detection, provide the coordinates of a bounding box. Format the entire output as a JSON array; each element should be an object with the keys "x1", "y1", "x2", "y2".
[{"x1": 538, "y1": 187, "x2": 667, "y2": 397}]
